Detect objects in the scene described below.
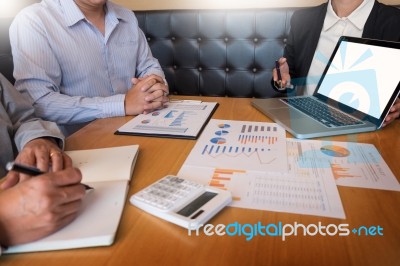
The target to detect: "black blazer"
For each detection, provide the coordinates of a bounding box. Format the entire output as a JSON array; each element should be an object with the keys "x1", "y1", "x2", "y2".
[{"x1": 276, "y1": 1, "x2": 400, "y2": 93}]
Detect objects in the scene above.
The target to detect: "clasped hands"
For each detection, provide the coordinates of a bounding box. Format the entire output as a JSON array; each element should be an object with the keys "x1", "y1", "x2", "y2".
[{"x1": 125, "y1": 74, "x2": 169, "y2": 115}]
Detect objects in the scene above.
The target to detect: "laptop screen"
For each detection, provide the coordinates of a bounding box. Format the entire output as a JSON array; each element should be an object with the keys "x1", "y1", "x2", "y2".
[{"x1": 316, "y1": 37, "x2": 400, "y2": 120}]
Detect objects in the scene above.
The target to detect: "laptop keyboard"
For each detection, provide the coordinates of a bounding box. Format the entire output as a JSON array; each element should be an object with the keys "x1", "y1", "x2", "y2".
[{"x1": 281, "y1": 97, "x2": 363, "y2": 128}]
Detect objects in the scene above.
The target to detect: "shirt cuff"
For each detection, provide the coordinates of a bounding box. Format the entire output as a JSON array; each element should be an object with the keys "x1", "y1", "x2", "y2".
[{"x1": 100, "y1": 94, "x2": 126, "y2": 118}]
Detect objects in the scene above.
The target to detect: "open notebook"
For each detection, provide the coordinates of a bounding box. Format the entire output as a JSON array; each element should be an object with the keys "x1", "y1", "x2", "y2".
[{"x1": 4, "y1": 145, "x2": 139, "y2": 254}]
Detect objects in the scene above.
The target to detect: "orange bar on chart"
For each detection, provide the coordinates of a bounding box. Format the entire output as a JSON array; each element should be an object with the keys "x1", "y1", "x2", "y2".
[
  {"x1": 214, "y1": 169, "x2": 246, "y2": 174},
  {"x1": 212, "y1": 176, "x2": 231, "y2": 181},
  {"x1": 209, "y1": 182, "x2": 226, "y2": 188}
]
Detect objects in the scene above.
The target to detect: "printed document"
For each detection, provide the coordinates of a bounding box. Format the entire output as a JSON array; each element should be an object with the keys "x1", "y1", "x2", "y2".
[
  {"x1": 115, "y1": 100, "x2": 218, "y2": 139},
  {"x1": 178, "y1": 119, "x2": 345, "y2": 219}
]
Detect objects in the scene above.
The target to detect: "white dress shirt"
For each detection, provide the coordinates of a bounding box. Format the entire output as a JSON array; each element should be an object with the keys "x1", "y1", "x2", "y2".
[{"x1": 305, "y1": 0, "x2": 375, "y2": 95}]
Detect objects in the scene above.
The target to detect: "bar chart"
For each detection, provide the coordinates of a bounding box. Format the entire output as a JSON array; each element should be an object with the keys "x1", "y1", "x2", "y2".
[{"x1": 185, "y1": 120, "x2": 287, "y2": 172}]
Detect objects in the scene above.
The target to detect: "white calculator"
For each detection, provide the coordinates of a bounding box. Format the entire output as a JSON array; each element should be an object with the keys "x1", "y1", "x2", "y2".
[{"x1": 130, "y1": 175, "x2": 232, "y2": 229}]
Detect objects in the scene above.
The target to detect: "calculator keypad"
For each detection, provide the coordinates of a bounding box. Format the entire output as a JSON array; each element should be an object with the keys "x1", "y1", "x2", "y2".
[{"x1": 133, "y1": 176, "x2": 204, "y2": 210}]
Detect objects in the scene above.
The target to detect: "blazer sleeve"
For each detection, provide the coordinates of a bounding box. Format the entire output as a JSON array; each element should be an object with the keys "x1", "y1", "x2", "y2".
[
  {"x1": 0, "y1": 74, "x2": 64, "y2": 151},
  {"x1": 273, "y1": 4, "x2": 327, "y2": 94},
  {"x1": 363, "y1": 1, "x2": 400, "y2": 42}
]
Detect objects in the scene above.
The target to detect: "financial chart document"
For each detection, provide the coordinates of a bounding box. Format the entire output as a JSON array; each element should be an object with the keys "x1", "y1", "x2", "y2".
[
  {"x1": 179, "y1": 119, "x2": 345, "y2": 219},
  {"x1": 116, "y1": 101, "x2": 218, "y2": 139},
  {"x1": 286, "y1": 139, "x2": 400, "y2": 191},
  {"x1": 183, "y1": 119, "x2": 288, "y2": 172}
]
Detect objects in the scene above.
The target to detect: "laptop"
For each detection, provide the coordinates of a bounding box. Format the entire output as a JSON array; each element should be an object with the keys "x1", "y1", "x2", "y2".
[{"x1": 252, "y1": 36, "x2": 400, "y2": 139}]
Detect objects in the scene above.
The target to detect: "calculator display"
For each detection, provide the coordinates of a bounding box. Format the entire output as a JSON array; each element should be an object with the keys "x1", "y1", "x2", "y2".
[{"x1": 177, "y1": 192, "x2": 217, "y2": 217}]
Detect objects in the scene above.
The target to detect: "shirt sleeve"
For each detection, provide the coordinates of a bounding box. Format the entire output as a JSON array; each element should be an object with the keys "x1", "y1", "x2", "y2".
[
  {"x1": 134, "y1": 26, "x2": 165, "y2": 79},
  {"x1": 0, "y1": 74, "x2": 65, "y2": 151}
]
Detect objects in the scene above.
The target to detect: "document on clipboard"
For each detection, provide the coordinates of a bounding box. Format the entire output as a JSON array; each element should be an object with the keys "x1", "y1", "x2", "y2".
[{"x1": 115, "y1": 100, "x2": 218, "y2": 139}]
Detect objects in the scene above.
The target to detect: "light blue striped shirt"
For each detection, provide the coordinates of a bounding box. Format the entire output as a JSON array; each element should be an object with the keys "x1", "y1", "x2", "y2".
[{"x1": 10, "y1": 0, "x2": 164, "y2": 134}]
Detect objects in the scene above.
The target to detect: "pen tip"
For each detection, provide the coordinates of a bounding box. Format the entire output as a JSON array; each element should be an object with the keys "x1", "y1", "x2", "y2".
[
  {"x1": 5, "y1": 161, "x2": 14, "y2": 171},
  {"x1": 83, "y1": 184, "x2": 94, "y2": 190}
]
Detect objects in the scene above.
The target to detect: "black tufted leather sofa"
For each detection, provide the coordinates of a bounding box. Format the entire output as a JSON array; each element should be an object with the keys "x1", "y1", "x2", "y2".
[
  {"x1": 0, "y1": 8, "x2": 299, "y2": 98},
  {"x1": 135, "y1": 9, "x2": 298, "y2": 98}
]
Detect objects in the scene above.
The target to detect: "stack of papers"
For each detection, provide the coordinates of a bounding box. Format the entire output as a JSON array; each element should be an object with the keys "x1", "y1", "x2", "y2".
[{"x1": 178, "y1": 119, "x2": 400, "y2": 219}]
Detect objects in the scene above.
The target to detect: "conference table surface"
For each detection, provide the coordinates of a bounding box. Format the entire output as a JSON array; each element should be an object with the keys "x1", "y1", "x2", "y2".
[{"x1": 2, "y1": 96, "x2": 399, "y2": 266}]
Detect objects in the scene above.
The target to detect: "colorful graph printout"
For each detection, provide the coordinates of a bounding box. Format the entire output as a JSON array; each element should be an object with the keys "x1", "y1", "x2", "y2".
[
  {"x1": 179, "y1": 122, "x2": 399, "y2": 218},
  {"x1": 115, "y1": 101, "x2": 218, "y2": 139},
  {"x1": 178, "y1": 162, "x2": 345, "y2": 219},
  {"x1": 183, "y1": 119, "x2": 288, "y2": 173},
  {"x1": 178, "y1": 119, "x2": 345, "y2": 218},
  {"x1": 287, "y1": 139, "x2": 400, "y2": 191}
]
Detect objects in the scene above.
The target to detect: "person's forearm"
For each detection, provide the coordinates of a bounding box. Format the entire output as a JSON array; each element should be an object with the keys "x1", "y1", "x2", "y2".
[{"x1": 32, "y1": 92, "x2": 126, "y2": 125}]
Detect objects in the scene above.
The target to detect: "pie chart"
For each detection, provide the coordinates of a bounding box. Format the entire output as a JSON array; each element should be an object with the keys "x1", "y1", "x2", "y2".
[
  {"x1": 215, "y1": 130, "x2": 229, "y2": 136},
  {"x1": 320, "y1": 145, "x2": 350, "y2": 157},
  {"x1": 218, "y1": 124, "x2": 231, "y2": 129},
  {"x1": 210, "y1": 137, "x2": 226, "y2": 144}
]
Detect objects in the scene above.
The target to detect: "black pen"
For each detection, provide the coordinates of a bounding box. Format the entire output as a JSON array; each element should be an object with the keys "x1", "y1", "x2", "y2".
[
  {"x1": 275, "y1": 60, "x2": 282, "y2": 82},
  {"x1": 6, "y1": 161, "x2": 93, "y2": 190}
]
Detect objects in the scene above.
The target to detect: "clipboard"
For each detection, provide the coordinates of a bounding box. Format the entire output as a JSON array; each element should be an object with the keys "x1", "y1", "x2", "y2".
[{"x1": 115, "y1": 100, "x2": 219, "y2": 139}]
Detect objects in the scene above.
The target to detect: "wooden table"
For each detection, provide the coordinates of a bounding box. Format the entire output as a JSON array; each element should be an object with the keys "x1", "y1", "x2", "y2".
[{"x1": 3, "y1": 96, "x2": 399, "y2": 266}]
